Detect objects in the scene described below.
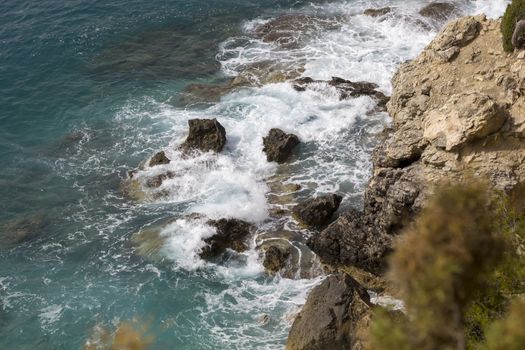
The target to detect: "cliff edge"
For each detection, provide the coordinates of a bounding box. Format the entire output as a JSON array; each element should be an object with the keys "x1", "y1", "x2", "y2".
[{"x1": 308, "y1": 14, "x2": 525, "y2": 275}]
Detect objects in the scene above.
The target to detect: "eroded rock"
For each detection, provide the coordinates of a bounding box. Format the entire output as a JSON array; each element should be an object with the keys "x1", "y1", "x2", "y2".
[
  {"x1": 263, "y1": 245, "x2": 292, "y2": 274},
  {"x1": 293, "y1": 194, "x2": 342, "y2": 227},
  {"x1": 286, "y1": 274, "x2": 371, "y2": 350},
  {"x1": 363, "y1": 7, "x2": 392, "y2": 18},
  {"x1": 180, "y1": 118, "x2": 227, "y2": 154},
  {"x1": 263, "y1": 128, "x2": 300, "y2": 164}
]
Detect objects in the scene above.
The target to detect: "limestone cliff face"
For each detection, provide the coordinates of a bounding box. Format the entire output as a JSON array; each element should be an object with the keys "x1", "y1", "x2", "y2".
[{"x1": 309, "y1": 14, "x2": 525, "y2": 275}]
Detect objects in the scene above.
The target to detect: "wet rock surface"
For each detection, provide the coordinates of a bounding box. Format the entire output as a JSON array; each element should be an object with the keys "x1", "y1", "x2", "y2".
[
  {"x1": 293, "y1": 77, "x2": 390, "y2": 111},
  {"x1": 363, "y1": 7, "x2": 392, "y2": 18},
  {"x1": 149, "y1": 151, "x2": 170, "y2": 167},
  {"x1": 419, "y1": 2, "x2": 460, "y2": 21},
  {"x1": 262, "y1": 128, "x2": 300, "y2": 164},
  {"x1": 200, "y1": 218, "x2": 253, "y2": 259},
  {"x1": 286, "y1": 274, "x2": 372, "y2": 350},
  {"x1": 180, "y1": 118, "x2": 227, "y2": 154},
  {"x1": 263, "y1": 245, "x2": 292, "y2": 274},
  {"x1": 292, "y1": 194, "x2": 342, "y2": 228}
]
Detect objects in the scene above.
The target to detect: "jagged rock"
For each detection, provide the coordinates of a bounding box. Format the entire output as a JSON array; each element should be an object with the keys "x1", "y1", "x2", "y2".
[
  {"x1": 149, "y1": 151, "x2": 170, "y2": 167},
  {"x1": 263, "y1": 245, "x2": 291, "y2": 274},
  {"x1": 293, "y1": 194, "x2": 342, "y2": 227},
  {"x1": 200, "y1": 219, "x2": 253, "y2": 259},
  {"x1": 293, "y1": 77, "x2": 390, "y2": 110},
  {"x1": 286, "y1": 274, "x2": 372, "y2": 350},
  {"x1": 180, "y1": 118, "x2": 227, "y2": 153},
  {"x1": 419, "y1": 2, "x2": 460, "y2": 21},
  {"x1": 262, "y1": 128, "x2": 300, "y2": 163},
  {"x1": 363, "y1": 7, "x2": 392, "y2": 17}
]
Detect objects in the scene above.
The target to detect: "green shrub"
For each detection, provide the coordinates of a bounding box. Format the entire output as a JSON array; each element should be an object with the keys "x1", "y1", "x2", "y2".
[
  {"x1": 370, "y1": 182, "x2": 525, "y2": 350},
  {"x1": 483, "y1": 298, "x2": 525, "y2": 350},
  {"x1": 501, "y1": 0, "x2": 525, "y2": 52}
]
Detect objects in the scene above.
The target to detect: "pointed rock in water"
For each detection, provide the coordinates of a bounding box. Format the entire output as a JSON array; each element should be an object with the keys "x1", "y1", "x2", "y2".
[
  {"x1": 263, "y1": 128, "x2": 300, "y2": 164},
  {"x1": 286, "y1": 274, "x2": 372, "y2": 350},
  {"x1": 180, "y1": 118, "x2": 227, "y2": 154},
  {"x1": 200, "y1": 218, "x2": 253, "y2": 259},
  {"x1": 263, "y1": 245, "x2": 291, "y2": 274},
  {"x1": 292, "y1": 194, "x2": 342, "y2": 227},
  {"x1": 149, "y1": 151, "x2": 170, "y2": 167}
]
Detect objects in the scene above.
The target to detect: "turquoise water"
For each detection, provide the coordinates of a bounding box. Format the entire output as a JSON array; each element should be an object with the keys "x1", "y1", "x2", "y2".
[{"x1": 0, "y1": 0, "x2": 508, "y2": 349}]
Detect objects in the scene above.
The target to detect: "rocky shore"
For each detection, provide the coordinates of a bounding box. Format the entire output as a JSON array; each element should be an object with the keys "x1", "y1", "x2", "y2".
[
  {"x1": 287, "y1": 13, "x2": 525, "y2": 350},
  {"x1": 118, "y1": 5, "x2": 525, "y2": 349}
]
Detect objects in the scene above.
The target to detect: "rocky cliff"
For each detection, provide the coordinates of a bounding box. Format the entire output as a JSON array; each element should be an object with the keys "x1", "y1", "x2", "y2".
[{"x1": 308, "y1": 14, "x2": 525, "y2": 275}]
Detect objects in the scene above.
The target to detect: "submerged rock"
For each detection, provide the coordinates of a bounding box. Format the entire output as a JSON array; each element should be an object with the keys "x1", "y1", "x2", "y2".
[
  {"x1": 292, "y1": 194, "x2": 342, "y2": 228},
  {"x1": 149, "y1": 151, "x2": 170, "y2": 167},
  {"x1": 180, "y1": 118, "x2": 227, "y2": 154},
  {"x1": 145, "y1": 172, "x2": 175, "y2": 188},
  {"x1": 262, "y1": 128, "x2": 300, "y2": 164},
  {"x1": 363, "y1": 7, "x2": 392, "y2": 18},
  {"x1": 200, "y1": 218, "x2": 253, "y2": 259},
  {"x1": 254, "y1": 14, "x2": 342, "y2": 49},
  {"x1": 286, "y1": 274, "x2": 372, "y2": 350}
]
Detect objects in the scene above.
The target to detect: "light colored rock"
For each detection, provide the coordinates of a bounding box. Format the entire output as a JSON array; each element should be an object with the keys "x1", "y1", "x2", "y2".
[{"x1": 422, "y1": 93, "x2": 506, "y2": 150}]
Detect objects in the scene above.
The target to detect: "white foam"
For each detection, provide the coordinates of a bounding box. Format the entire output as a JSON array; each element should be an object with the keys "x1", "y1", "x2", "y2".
[{"x1": 471, "y1": 0, "x2": 510, "y2": 18}]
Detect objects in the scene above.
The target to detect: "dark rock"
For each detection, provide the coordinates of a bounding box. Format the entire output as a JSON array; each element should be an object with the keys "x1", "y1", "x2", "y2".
[
  {"x1": 145, "y1": 171, "x2": 175, "y2": 188},
  {"x1": 149, "y1": 151, "x2": 170, "y2": 167},
  {"x1": 293, "y1": 77, "x2": 390, "y2": 111},
  {"x1": 180, "y1": 118, "x2": 227, "y2": 153},
  {"x1": 263, "y1": 245, "x2": 291, "y2": 274},
  {"x1": 1, "y1": 214, "x2": 47, "y2": 244},
  {"x1": 419, "y1": 2, "x2": 459, "y2": 21},
  {"x1": 263, "y1": 128, "x2": 300, "y2": 163},
  {"x1": 308, "y1": 163, "x2": 423, "y2": 274},
  {"x1": 286, "y1": 274, "x2": 371, "y2": 350},
  {"x1": 363, "y1": 7, "x2": 392, "y2": 17},
  {"x1": 200, "y1": 219, "x2": 253, "y2": 258},
  {"x1": 293, "y1": 194, "x2": 342, "y2": 227}
]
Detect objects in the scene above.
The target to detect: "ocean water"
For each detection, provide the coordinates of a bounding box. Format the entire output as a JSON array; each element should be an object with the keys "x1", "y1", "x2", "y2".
[{"x1": 0, "y1": 1, "x2": 509, "y2": 349}]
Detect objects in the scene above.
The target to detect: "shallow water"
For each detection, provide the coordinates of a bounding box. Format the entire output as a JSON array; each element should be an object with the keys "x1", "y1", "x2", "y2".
[{"x1": 0, "y1": 0, "x2": 509, "y2": 349}]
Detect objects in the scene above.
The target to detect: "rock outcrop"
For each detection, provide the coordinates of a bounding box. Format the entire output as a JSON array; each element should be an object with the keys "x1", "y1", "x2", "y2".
[
  {"x1": 149, "y1": 151, "x2": 170, "y2": 167},
  {"x1": 293, "y1": 77, "x2": 389, "y2": 110},
  {"x1": 286, "y1": 274, "x2": 372, "y2": 350},
  {"x1": 263, "y1": 128, "x2": 300, "y2": 164},
  {"x1": 293, "y1": 194, "x2": 343, "y2": 228},
  {"x1": 309, "y1": 15, "x2": 525, "y2": 274},
  {"x1": 180, "y1": 118, "x2": 227, "y2": 154},
  {"x1": 200, "y1": 218, "x2": 253, "y2": 259}
]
